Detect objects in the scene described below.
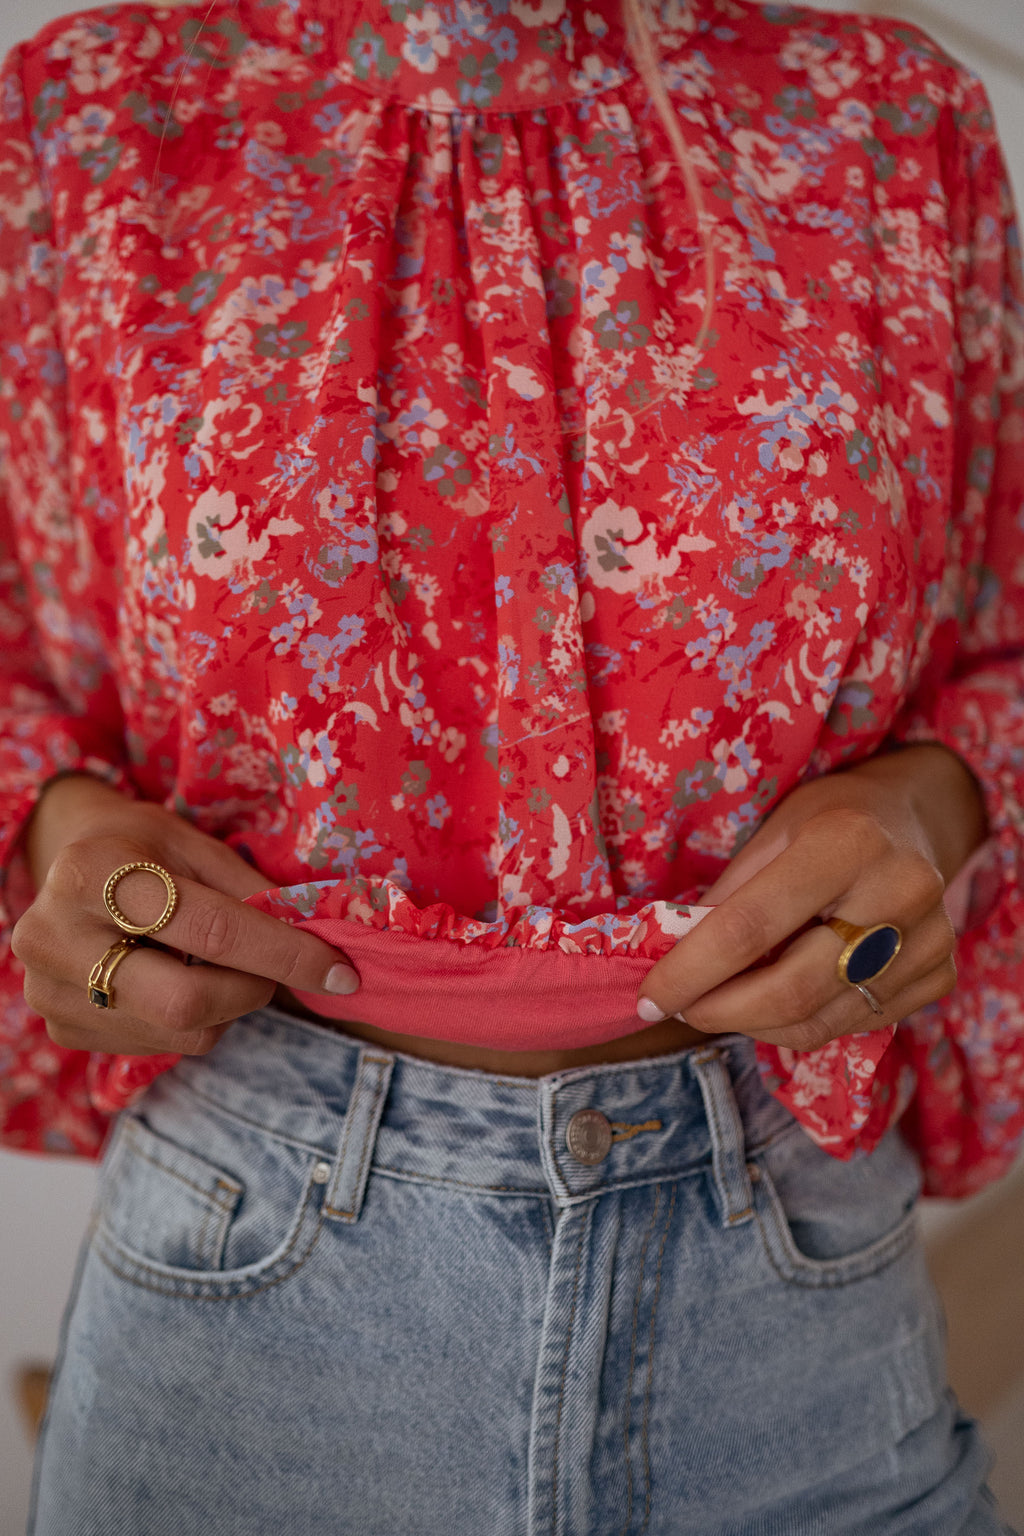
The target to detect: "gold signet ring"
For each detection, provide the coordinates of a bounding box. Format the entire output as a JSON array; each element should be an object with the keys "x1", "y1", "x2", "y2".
[
  {"x1": 825, "y1": 916, "x2": 903, "y2": 988},
  {"x1": 103, "y1": 862, "x2": 179, "y2": 937},
  {"x1": 87, "y1": 936, "x2": 140, "y2": 1010}
]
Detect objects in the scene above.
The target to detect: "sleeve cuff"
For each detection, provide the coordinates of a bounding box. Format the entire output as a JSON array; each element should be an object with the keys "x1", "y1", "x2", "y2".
[
  {"x1": 0, "y1": 715, "x2": 135, "y2": 929},
  {"x1": 886, "y1": 664, "x2": 1024, "y2": 934}
]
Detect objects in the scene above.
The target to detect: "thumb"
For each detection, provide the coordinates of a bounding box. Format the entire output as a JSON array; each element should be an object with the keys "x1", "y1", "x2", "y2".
[{"x1": 150, "y1": 816, "x2": 359, "y2": 979}]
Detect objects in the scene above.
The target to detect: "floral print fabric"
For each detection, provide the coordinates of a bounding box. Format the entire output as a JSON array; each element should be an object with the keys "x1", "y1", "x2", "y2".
[{"x1": 0, "y1": 0, "x2": 1022, "y2": 1195}]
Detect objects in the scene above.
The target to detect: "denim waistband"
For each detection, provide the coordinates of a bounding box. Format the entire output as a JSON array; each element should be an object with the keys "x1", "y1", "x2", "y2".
[{"x1": 160, "y1": 1006, "x2": 798, "y2": 1217}]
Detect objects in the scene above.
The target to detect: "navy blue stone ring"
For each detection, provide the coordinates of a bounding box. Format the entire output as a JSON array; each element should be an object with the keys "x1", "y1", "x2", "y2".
[{"x1": 825, "y1": 917, "x2": 903, "y2": 988}]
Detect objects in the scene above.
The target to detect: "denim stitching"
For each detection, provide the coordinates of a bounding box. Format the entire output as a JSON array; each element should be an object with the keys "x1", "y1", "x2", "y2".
[
  {"x1": 94, "y1": 1220, "x2": 321, "y2": 1302},
  {"x1": 550, "y1": 1208, "x2": 590, "y2": 1536},
  {"x1": 547, "y1": 1101, "x2": 569, "y2": 1200},
  {"x1": 372, "y1": 1161, "x2": 548, "y2": 1195},
  {"x1": 540, "y1": 1198, "x2": 556, "y2": 1253},
  {"x1": 691, "y1": 1047, "x2": 721, "y2": 1066},
  {"x1": 693, "y1": 1055, "x2": 752, "y2": 1225},
  {"x1": 619, "y1": 1185, "x2": 662, "y2": 1536},
  {"x1": 322, "y1": 1053, "x2": 374, "y2": 1217},
  {"x1": 195, "y1": 1200, "x2": 213, "y2": 1271},
  {"x1": 107, "y1": 1124, "x2": 236, "y2": 1272},
  {"x1": 168, "y1": 1078, "x2": 340, "y2": 1158},
  {"x1": 209, "y1": 1180, "x2": 240, "y2": 1268},
  {"x1": 752, "y1": 1206, "x2": 917, "y2": 1289},
  {"x1": 362, "y1": 1054, "x2": 395, "y2": 1070},
  {"x1": 744, "y1": 1121, "x2": 802, "y2": 1160},
  {"x1": 120, "y1": 1120, "x2": 242, "y2": 1207},
  {"x1": 751, "y1": 1175, "x2": 919, "y2": 1289},
  {"x1": 324, "y1": 1057, "x2": 391, "y2": 1219},
  {"x1": 639, "y1": 1183, "x2": 677, "y2": 1534},
  {"x1": 696, "y1": 1061, "x2": 728, "y2": 1212},
  {"x1": 93, "y1": 1159, "x2": 326, "y2": 1301},
  {"x1": 550, "y1": 1168, "x2": 708, "y2": 1209}
]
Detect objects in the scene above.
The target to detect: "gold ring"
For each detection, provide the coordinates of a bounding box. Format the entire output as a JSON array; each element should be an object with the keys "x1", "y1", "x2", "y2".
[
  {"x1": 87, "y1": 936, "x2": 141, "y2": 1010},
  {"x1": 824, "y1": 917, "x2": 903, "y2": 988},
  {"x1": 103, "y1": 861, "x2": 179, "y2": 937}
]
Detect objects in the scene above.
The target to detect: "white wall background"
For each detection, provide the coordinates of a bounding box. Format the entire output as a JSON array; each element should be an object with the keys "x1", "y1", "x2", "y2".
[{"x1": 0, "y1": 0, "x2": 1022, "y2": 1532}]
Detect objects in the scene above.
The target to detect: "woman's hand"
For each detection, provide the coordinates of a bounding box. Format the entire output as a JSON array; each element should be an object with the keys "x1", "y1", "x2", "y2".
[
  {"x1": 11, "y1": 774, "x2": 360, "y2": 1057},
  {"x1": 637, "y1": 745, "x2": 989, "y2": 1051}
]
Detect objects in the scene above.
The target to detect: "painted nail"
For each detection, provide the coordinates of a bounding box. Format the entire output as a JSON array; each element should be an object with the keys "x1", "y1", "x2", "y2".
[
  {"x1": 636, "y1": 997, "x2": 668, "y2": 1024},
  {"x1": 324, "y1": 963, "x2": 360, "y2": 995}
]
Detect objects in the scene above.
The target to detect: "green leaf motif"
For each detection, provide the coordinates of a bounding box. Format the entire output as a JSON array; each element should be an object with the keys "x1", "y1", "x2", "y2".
[
  {"x1": 122, "y1": 90, "x2": 183, "y2": 140},
  {"x1": 180, "y1": 15, "x2": 251, "y2": 69},
  {"x1": 595, "y1": 533, "x2": 630, "y2": 572},
  {"x1": 80, "y1": 137, "x2": 122, "y2": 185},
  {"x1": 672, "y1": 760, "x2": 722, "y2": 809},
  {"x1": 401, "y1": 761, "x2": 430, "y2": 797},
  {"x1": 194, "y1": 521, "x2": 224, "y2": 560}
]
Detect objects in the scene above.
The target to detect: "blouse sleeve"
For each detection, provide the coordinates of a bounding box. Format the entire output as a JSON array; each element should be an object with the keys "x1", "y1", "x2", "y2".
[
  {"x1": 884, "y1": 70, "x2": 1024, "y2": 1196},
  {"x1": 0, "y1": 45, "x2": 133, "y2": 1156}
]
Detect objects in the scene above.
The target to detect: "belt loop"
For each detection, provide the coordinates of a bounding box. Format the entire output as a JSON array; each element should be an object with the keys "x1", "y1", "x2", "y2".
[
  {"x1": 691, "y1": 1047, "x2": 754, "y2": 1228},
  {"x1": 323, "y1": 1050, "x2": 394, "y2": 1224}
]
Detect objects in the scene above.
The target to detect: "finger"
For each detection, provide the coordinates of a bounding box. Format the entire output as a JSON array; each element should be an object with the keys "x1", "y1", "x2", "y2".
[
  {"x1": 741, "y1": 954, "x2": 958, "y2": 1053},
  {"x1": 27, "y1": 975, "x2": 237, "y2": 1056},
  {"x1": 24, "y1": 931, "x2": 275, "y2": 1053},
  {"x1": 47, "y1": 844, "x2": 360, "y2": 998},
  {"x1": 637, "y1": 810, "x2": 943, "y2": 1022},
  {"x1": 678, "y1": 904, "x2": 956, "y2": 1043}
]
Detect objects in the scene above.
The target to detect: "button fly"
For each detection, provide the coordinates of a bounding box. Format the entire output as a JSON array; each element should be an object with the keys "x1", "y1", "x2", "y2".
[{"x1": 565, "y1": 1109, "x2": 613, "y2": 1166}]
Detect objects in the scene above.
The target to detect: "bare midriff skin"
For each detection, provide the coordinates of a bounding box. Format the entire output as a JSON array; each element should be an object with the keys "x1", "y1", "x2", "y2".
[{"x1": 271, "y1": 986, "x2": 712, "y2": 1074}]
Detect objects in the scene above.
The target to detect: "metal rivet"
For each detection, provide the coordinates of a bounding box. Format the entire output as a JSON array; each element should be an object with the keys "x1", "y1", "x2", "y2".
[
  {"x1": 746, "y1": 1163, "x2": 761, "y2": 1183},
  {"x1": 565, "y1": 1109, "x2": 613, "y2": 1166},
  {"x1": 311, "y1": 1160, "x2": 332, "y2": 1184}
]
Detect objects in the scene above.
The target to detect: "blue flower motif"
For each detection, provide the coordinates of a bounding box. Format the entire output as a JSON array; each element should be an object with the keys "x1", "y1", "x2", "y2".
[
  {"x1": 425, "y1": 793, "x2": 451, "y2": 829},
  {"x1": 491, "y1": 27, "x2": 517, "y2": 61}
]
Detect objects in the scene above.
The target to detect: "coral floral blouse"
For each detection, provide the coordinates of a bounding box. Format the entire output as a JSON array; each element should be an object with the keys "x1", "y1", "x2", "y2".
[{"x1": 1, "y1": 0, "x2": 1023, "y2": 1196}]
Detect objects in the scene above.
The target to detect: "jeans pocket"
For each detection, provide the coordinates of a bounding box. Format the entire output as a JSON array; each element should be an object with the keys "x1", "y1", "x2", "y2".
[
  {"x1": 752, "y1": 1120, "x2": 922, "y2": 1286},
  {"x1": 97, "y1": 1114, "x2": 243, "y2": 1270},
  {"x1": 93, "y1": 1100, "x2": 328, "y2": 1300}
]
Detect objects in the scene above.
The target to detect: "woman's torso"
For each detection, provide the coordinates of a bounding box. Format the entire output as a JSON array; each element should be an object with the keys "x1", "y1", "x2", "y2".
[{"x1": 4, "y1": 0, "x2": 979, "y2": 1076}]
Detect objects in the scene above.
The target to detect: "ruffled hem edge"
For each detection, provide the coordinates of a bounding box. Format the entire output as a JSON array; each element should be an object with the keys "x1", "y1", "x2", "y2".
[{"x1": 244, "y1": 876, "x2": 714, "y2": 957}]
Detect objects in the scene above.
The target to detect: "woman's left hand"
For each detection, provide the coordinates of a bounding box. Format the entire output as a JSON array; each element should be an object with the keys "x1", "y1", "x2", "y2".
[{"x1": 636, "y1": 744, "x2": 989, "y2": 1051}]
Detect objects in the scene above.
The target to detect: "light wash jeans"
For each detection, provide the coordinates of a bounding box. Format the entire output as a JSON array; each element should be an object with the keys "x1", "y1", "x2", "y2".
[{"x1": 30, "y1": 1006, "x2": 1015, "y2": 1535}]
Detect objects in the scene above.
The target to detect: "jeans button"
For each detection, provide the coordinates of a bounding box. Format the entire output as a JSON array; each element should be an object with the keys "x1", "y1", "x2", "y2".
[{"x1": 565, "y1": 1109, "x2": 613, "y2": 1165}]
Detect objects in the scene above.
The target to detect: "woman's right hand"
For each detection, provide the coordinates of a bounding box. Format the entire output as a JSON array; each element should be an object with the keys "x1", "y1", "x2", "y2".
[{"x1": 10, "y1": 774, "x2": 360, "y2": 1057}]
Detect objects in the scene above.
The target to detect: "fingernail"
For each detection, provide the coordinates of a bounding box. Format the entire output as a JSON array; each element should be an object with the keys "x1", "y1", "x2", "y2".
[
  {"x1": 325, "y1": 964, "x2": 360, "y2": 996},
  {"x1": 636, "y1": 997, "x2": 668, "y2": 1024}
]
